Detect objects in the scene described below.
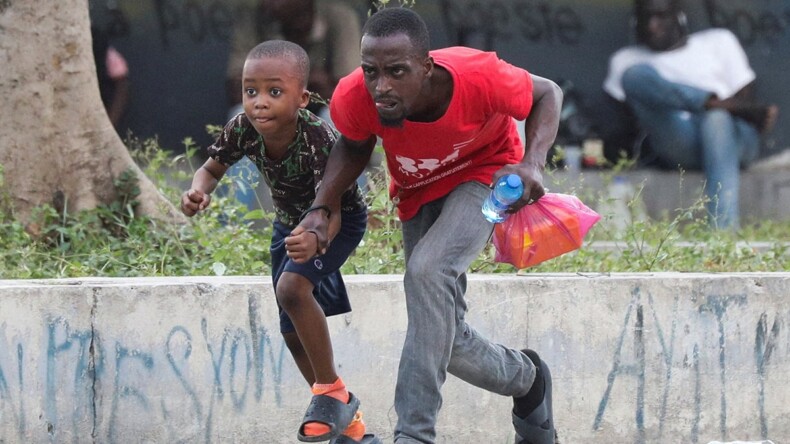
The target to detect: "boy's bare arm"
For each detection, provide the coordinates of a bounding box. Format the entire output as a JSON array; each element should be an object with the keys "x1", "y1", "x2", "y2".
[{"x1": 181, "y1": 158, "x2": 229, "y2": 217}]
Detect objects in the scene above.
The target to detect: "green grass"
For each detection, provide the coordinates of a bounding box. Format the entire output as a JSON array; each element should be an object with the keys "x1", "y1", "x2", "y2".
[{"x1": 0, "y1": 137, "x2": 787, "y2": 279}]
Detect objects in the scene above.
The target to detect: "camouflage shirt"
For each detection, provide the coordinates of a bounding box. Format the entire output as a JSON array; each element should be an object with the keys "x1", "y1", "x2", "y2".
[{"x1": 207, "y1": 109, "x2": 366, "y2": 228}]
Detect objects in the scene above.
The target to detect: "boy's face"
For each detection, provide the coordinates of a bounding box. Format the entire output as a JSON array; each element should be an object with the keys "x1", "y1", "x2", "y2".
[
  {"x1": 242, "y1": 55, "x2": 309, "y2": 136},
  {"x1": 360, "y1": 32, "x2": 432, "y2": 128}
]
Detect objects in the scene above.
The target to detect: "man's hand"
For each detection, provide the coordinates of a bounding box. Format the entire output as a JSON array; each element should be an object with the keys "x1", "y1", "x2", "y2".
[
  {"x1": 491, "y1": 162, "x2": 546, "y2": 214},
  {"x1": 181, "y1": 189, "x2": 211, "y2": 217},
  {"x1": 285, "y1": 226, "x2": 321, "y2": 263},
  {"x1": 292, "y1": 206, "x2": 342, "y2": 263}
]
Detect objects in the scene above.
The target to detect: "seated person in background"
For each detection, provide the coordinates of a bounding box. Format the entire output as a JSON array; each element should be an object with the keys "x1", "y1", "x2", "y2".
[
  {"x1": 603, "y1": 0, "x2": 778, "y2": 230},
  {"x1": 92, "y1": 26, "x2": 130, "y2": 130}
]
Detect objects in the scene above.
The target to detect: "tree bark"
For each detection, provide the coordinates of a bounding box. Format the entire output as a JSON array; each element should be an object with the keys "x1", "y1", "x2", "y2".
[{"x1": 0, "y1": 0, "x2": 184, "y2": 226}]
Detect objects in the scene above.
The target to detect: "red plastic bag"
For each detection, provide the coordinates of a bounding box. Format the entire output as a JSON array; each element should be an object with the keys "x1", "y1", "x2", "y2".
[{"x1": 493, "y1": 193, "x2": 600, "y2": 268}]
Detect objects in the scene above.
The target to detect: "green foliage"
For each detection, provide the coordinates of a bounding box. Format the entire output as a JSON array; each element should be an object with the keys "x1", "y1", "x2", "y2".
[
  {"x1": 0, "y1": 138, "x2": 787, "y2": 279},
  {"x1": 342, "y1": 168, "x2": 404, "y2": 274}
]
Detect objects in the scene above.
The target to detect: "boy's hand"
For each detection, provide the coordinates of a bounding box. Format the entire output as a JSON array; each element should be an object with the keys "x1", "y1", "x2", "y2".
[
  {"x1": 181, "y1": 189, "x2": 211, "y2": 217},
  {"x1": 285, "y1": 226, "x2": 321, "y2": 263}
]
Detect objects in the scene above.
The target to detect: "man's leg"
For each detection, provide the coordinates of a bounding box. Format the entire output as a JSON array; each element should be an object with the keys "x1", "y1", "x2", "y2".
[
  {"x1": 699, "y1": 110, "x2": 760, "y2": 229},
  {"x1": 621, "y1": 64, "x2": 710, "y2": 113},
  {"x1": 622, "y1": 69, "x2": 761, "y2": 229},
  {"x1": 394, "y1": 182, "x2": 535, "y2": 443},
  {"x1": 620, "y1": 64, "x2": 704, "y2": 171}
]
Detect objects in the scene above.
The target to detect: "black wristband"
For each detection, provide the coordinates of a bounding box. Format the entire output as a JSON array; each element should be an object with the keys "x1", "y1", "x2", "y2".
[{"x1": 300, "y1": 204, "x2": 332, "y2": 221}]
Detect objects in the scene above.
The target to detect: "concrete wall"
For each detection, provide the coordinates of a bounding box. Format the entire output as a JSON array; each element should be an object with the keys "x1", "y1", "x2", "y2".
[
  {"x1": 547, "y1": 168, "x2": 790, "y2": 223},
  {"x1": 1, "y1": 274, "x2": 789, "y2": 443}
]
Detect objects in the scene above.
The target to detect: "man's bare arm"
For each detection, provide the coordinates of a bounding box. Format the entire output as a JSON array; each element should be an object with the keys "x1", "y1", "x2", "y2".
[
  {"x1": 296, "y1": 134, "x2": 376, "y2": 256},
  {"x1": 495, "y1": 74, "x2": 563, "y2": 210}
]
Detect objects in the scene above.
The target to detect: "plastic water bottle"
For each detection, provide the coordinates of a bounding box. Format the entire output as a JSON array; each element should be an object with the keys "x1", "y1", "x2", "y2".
[{"x1": 482, "y1": 174, "x2": 524, "y2": 223}]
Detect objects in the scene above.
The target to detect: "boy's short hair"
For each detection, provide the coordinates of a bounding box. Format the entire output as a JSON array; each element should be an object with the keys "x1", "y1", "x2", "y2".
[
  {"x1": 362, "y1": 7, "x2": 430, "y2": 58},
  {"x1": 246, "y1": 40, "x2": 310, "y2": 88}
]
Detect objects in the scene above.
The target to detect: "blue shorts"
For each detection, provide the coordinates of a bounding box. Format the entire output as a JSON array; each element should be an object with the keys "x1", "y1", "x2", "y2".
[{"x1": 270, "y1": 208, "x2": 367, "y2": 333}]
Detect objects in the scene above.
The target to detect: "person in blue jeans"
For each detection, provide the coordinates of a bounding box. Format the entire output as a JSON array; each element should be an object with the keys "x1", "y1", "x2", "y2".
[{"x1": 603, "y1": 0, "x2": 778, "y2": 229}]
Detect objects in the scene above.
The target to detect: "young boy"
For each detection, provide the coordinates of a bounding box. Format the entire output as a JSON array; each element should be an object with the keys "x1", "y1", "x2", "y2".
[{"x1": 180, "y1": 40, "x2": 378, "y2": 444}]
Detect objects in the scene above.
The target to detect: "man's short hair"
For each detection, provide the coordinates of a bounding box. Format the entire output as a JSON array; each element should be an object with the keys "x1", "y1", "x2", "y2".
[
  {"x1": 361, "y1": 7, "x2": 430, "y2": 57},
  {"x1": 246, "y1": 40, "x2": 310, "y2": 87},
  {"x1": 633, "y1": 0, "x2": 685, "y2": 45}
]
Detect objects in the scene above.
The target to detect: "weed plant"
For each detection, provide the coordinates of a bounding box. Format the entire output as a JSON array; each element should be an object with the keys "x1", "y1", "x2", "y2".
[{"x1": 0, "y1": 137, "x2": 787, "y2": 279}]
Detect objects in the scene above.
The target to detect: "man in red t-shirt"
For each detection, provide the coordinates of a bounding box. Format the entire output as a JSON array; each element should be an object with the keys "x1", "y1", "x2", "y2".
[{"x1": 298, "y1": 7, "x2": 562, "y2": 444}]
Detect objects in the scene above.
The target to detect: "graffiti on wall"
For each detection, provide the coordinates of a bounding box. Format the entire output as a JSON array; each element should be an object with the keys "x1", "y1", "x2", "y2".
[
  {"x1": 1, "y1": 284, "x2": 788, "y2": 442},
  {"x1": 594, "y1": 286, "x2": 788, "y2": 443},
  {"x1": 0, "y1": 295, "x2": 288, "y2": 443},
  {"x1": 91, "y1": 0, "x2": 245, "y2": 47},
  {"x1": 438, "y1": 0, "x2": 790, "y2": 50},
  {"x1": 440, "y1": 0, "x2": 585, "y2": 50},
  {"x1": 152, "y1": 0, "x2": 240, "y2": 47},
  {"x1": 704, "y1": 0, "x2": 790, "y2": 45}
]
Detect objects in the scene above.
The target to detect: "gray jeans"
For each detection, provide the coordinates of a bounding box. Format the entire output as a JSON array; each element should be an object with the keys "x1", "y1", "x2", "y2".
[{"x1": 394, "y1": 181, "x2": 536, "y2": 444}]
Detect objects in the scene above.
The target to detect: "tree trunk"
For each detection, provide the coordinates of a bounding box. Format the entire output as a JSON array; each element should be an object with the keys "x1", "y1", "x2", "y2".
[{"x1": 0, "y1": 0, "x2": 184, "y2": 226}]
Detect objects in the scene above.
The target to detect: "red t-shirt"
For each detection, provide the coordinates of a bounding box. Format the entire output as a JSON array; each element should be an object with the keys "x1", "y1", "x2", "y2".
[{"x1": 330, "y1": 46, "x2": 534, "y2": 220}]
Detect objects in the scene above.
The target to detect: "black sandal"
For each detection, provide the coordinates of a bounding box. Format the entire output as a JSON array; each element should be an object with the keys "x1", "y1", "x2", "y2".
[{"x1": 297, "y1": 392, "x2": 361, "y2": 442}]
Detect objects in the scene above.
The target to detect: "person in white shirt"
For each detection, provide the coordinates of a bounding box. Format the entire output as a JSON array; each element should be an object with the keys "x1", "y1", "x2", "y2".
[{"x1": 603, "y1": 0, "x2": 778, "y2": 229}]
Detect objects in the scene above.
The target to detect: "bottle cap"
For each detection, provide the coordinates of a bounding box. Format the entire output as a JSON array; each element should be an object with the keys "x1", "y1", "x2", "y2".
[{"x1": 505, "y1": 174, "x2": 521, "y2": 188}]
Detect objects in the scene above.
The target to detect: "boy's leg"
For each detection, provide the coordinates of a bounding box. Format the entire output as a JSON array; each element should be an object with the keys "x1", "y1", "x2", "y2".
[
  {"x1": 271, "y1": 220, "x2": 339, "y2": 386},
  {"x1": 278, "y1": 273, "x2": 366, "y2": 442},
  {"x1": 283, "y1": 331, "x2": 316, "y2": 385},
  {"x1": 394, "y1": 182, "x2": 536, "y2": 443},
  {"x1": 277, "y1": 272, "x2": 338, "y2": 383},
  {"x1": 274, "y1": 210, "x2": 368, "y2": 442},
  {"x1": 272, "y1": 210, "x2": 366, "y2": 384}
]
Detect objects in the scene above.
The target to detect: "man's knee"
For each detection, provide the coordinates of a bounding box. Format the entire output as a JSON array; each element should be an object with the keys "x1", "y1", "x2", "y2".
[
  {"x1": 700, "y1": 109, "x2": 738, "y2": 145},
  {"x1": 621, "y1": 63, "x2": 660, "y2": 98},
  {"x1": 701, "y1": 108, "x2": 735, "y2": 130},
  {"x1": 404, "y1": 252, "x2": 441, "y2": 287}
]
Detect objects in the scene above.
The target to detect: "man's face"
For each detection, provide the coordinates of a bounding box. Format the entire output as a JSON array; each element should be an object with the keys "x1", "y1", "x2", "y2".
[
  {"x1": 360, "y1": 33, "x2": 431, "y2": 128},
  {"x1": 640, "y1": 0, "x2": 684, "y2": 51}
]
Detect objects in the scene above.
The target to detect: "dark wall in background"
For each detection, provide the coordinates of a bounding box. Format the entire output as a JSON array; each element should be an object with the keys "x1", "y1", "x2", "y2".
[{"x1": 90, "y1": 0, "x2": 790, "y2": 156}]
